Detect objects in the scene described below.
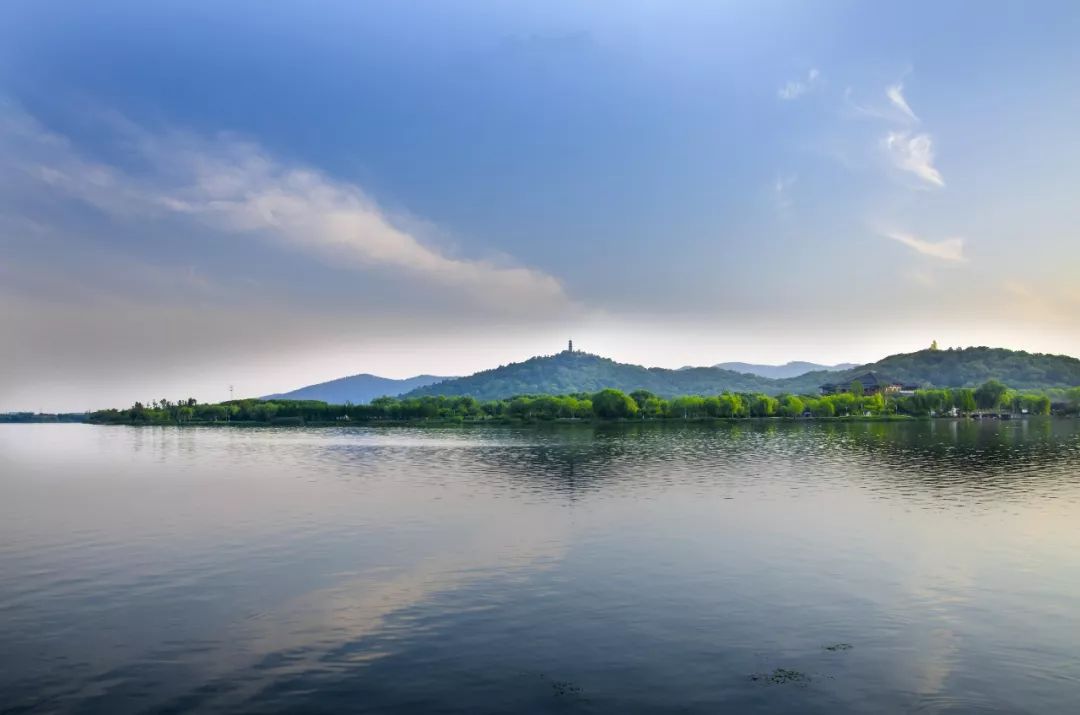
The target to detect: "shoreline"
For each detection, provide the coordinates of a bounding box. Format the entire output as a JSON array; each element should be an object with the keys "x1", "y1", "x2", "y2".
[{"x1": 78, "y1": 414, "x2": 1059, "y2": 428}]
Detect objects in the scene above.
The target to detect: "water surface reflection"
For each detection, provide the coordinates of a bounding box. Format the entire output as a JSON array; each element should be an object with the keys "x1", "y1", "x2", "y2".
[{"x1": 1, "y1": 421, "x2": 1078, "y2": 713}]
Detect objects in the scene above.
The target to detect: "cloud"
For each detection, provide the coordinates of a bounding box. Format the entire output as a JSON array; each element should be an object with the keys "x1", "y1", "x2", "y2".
[
  {"x1": 886, "y1": 82, "x2": 919, "y2": 122},
  {"x1": 0, "y1": 104, "x2": 570, "y2": 314},
  {"x1": 843, "y1": 78, "x2": 920, "y2": 125},
  {"x1": 884, "y1": 231, "x2": 966, "y2": 262},
  {"x1": 773, "y1": 173, "x2": 796, "y2": 211},
  {"x1": 0, "y1": 102, "x2": 585, "y2": 409},
  {"x1": 844, "y1": 78, "x2": 944, "y2": 190},
  {"x1": 884, "y1": 131, "x2": 944, "y2": 187},
  {"x1": 778, "y1": 68, "x2": 820, "y2": 100}
]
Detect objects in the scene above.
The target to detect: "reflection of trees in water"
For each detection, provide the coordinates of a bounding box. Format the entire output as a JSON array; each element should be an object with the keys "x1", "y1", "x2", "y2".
[
  {"x1": 807, "y1": 418, "x2": 1080, "y2": 501},
  {"x1": 322, "y1": 419, "x2": 1080, "y2": 505},
  {"x1": 465, "y1": 421, "x2": 768, "y2": 501},
  {"x1": 457, "y1": 420, "x2": 1080, "y2": 505}
]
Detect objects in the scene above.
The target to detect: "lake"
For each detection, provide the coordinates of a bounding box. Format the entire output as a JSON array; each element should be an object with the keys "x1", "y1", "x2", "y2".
[{"x1": 1, "y1": 420, "x2": 1079, "y2": 714}]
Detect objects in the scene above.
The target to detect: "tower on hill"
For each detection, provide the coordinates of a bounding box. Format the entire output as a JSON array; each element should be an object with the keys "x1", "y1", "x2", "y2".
[{"x1": 568, "y1": 339, "x2": 574, "y2": 353}]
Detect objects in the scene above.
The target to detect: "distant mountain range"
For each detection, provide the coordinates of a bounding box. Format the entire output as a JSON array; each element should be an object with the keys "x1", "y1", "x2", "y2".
[
  {"x1": 401, "y1": 347, "x2": 1080, "y2": 400},
  {"x1": 264, "y1": 373, "x2": 453, "y2": 404},
  {"x1": 267, "y1": 346, "x2": 1080, "y2": 404},
  {"x1": 708, "y1": 361, "x2": 857, "y2": 379}
]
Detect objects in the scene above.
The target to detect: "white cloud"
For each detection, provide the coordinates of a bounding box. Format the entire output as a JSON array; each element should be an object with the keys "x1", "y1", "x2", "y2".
[
  {"x1": 886, "y1": 82, "x2": 919, "y2": 122},
  {"x1": 884, "y1": 231, "x2": 966, "y2": 262},
  {"x1": 844, "y1": 78, "x2": 944, "y2": 190},
  {"x1": 778, "y1": 68, "x2": 820, "y2": 100},
  {"x1": 0, "y1": 105, "x2": 570, "y2": 314},
  {"x1": 843, "y1": 78, "x2": 921, "y2": 125},
  {"x1": 884, "y1": 131, "x2": 944, "y2": 187},
  {"x1": 773, "y1": 173, "x2": 796, "y2": 211}
]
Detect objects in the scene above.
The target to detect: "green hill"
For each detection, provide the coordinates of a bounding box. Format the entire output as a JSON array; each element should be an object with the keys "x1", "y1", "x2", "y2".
[
  {"x1": 402, "y1": 346, "x2": 1080, "y2": 400},
  {"x1": 832, "y1": 346, "x2": 1080, "y2": 390},
  {"x1": 403, "y1": 350, "x2": 825, "y2": 400}
]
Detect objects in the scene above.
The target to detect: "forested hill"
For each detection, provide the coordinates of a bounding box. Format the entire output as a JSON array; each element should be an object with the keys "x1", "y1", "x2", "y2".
[
  {"x1": 403, "y1": 351, "x2": 827, "y2": 400},
  {"x1": 832, "y1": 347, "x2": 1080, "y2": 390},
  {"x1": 401, "y1": 347, "x2": 1080, "y2": 401}
]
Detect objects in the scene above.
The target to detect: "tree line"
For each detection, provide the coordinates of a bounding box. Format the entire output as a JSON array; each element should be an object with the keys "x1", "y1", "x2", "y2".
[
  {"x1": 86, "y1": 380, "x2": 1079, "y2": 425},
  {"x1": 0, "y1": 412, "x2": 89, "y2": 423}
]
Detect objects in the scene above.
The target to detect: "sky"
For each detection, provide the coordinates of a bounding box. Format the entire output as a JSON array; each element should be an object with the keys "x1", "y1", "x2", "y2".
[{"x1": 2, "y1": 1, "x2": 1080, "y2": 411}]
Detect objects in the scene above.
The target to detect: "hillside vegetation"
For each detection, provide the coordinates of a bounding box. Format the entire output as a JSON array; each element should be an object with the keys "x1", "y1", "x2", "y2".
[
  {"x1": 830, "y1": 347, "x2": 1080, "y2": 390},
  {"x1": 405, "y1": 351, "x2": 829, "y2": 399},
  {"x1": 403, "y1": 347, "x2": 1080, "y2": 400}
]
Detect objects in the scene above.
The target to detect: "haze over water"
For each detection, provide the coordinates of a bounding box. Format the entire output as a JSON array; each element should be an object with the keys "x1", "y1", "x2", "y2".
[{"x1": 2, "y1": 420, "x2": 1079, "y2": 713}]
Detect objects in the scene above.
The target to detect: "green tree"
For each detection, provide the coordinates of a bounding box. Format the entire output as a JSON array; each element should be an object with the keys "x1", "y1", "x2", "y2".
[
  {"x1": 669, "y1": 395, "x2": 706, "y2": 419},
  {"x1": 1016, "y1": 394, "x2": 1051, "y2": 415},
  {"x1": 953, "y1": 388, "x2": 976, "y2": 414},
  {"x1": 591, "y1": 389, "x2": 639, "y2": 419},
  {"x1": 779, "y1": 395, "x2": 805, "y2": 418},
  {"x1": 1067, "y1": 387, "x2": 1080, "y2": 414},
  {"x1": 850, "y1": 380, "x2": 864, "y2": 397},
  {"x1": 748, "y1": 394, "x2": 778, "y2": 417},
  {"x1": 508, "y1": 396, "x2": 534, "y2": 419},
  {"x1": 974, "y1": 380, "x2": 1008, "y2": 410},
  {"x1": 831, "y1": 393, "x2": 856, "y2": 416},
  {"x1": 577, "y1": 399, "x2": 593, "y2": 417},
  {"x1": 716, "y1": 393, "x2": 745, "y2": 418},
  {"x1": 642, "y1": 396, "x2": 666, "y2": 418}
]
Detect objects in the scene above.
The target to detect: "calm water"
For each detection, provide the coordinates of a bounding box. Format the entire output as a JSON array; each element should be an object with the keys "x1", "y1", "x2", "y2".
[{"x1": 1, "y1": 421, "x2": 1079, "y2": 714}]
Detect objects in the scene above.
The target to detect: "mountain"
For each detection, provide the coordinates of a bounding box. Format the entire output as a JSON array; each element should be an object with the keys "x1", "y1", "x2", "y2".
[
  {"x1": 400, "y1": 346, "x2": 1080, "y2": 401},
  {"x1": 268, "y1": 347, "x2": 1080, "y2": 405},
  {"x1": 264, "y1": 374, "x2": 454, "y2": 404},
  {"x1": 711, "y1": 361, "x2": 857, "y2": 379},
  {"x1": 828, "y1": 347, "x2": 1080, "y2": 390},
  {"x1": 402, "y1": 351, "x2": 827, "y2": 400}
]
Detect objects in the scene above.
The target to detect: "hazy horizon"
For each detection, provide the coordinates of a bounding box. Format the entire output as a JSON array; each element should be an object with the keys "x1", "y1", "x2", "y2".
[{"x1": 3, "y1": 1, "x2": 1080, "y2": 411}]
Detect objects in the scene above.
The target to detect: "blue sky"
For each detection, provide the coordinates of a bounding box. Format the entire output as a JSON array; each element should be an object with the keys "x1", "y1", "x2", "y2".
[{"x1": 2, "y1": 1, "x2": 1080, "y2": 410}]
